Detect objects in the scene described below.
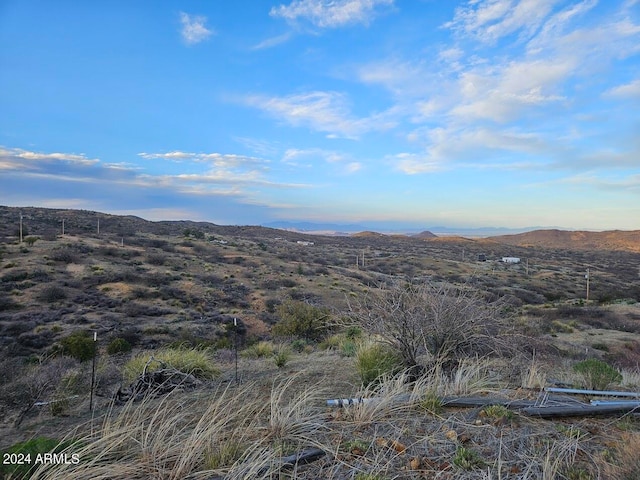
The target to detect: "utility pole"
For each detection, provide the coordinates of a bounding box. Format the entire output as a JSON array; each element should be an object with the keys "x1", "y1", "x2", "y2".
[
  {"x1": 233, "y1": 318, "x2": 239, "y2": 384},
  {"x1": 585, "y1": 268, "x2": 590, "y2": 303},
  {"x1": 61, "y1": 219, "x2": 65, "y2": 236},
  {"x1": 19, "y1": 212, "x2": 23, "y2": 243},
  {"x1": 90, "y1": 331, "x2": 97, "y2": 411},
  {"x1": 526, "y1": 258, "x2": 529, "y2": 276},
  {"x1": 97, "y1": 219, "x2": 100, "y2": 235}
]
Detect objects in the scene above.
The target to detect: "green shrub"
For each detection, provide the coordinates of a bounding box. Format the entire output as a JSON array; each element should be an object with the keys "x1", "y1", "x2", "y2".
[
  {"x1": 273, "y1": 300, "x2": 332, "y2": 342},
  {"x1": 24, "y1": 236, "x2": 38, "y2": 246},
  {"x1": 355, "y1": 342, "x2": 403, "y2": 386},
  {"x1": 419, "y1": 391, "x2": 443, "y2": 414},
  {"x1": 242, "y1": 341, "x2": 275, "y2": 358},
  {"x1": 123, "y1": 347, "x2": 219, "y2": 383},
  {"x1": 573, "y1": 358, "x2": 622, "y2": 390},
  {"x1": 274, "y1": 348, "x2": 290, "y2": 368},
  {"x1": 453, "y1": 446, "x2": 485, "y2": 470},
  {"x1": 290, "y1": 339, "x2": 308, "y2": 353},
  {"x1": 479, "y1": 404, "x2": 515, "y2": 425},
  {"x1": 551, "y1": 320, "x2": 574, "y2": 333},
  {"x1": 107, "y1": 337, "x2": 132, "y2": 355},
  {"x1": 340, "y1": 339, "x2": 357, "y2": 357},
  {"x1": 345, "y1": 326, "x2": 363, "y2": 340},
  {"x1": 59, "y1": 331, "x2": 95, "y2": 362},
  {"x1": 318, "y1": 334, "x2": 342, "y2": 350}
]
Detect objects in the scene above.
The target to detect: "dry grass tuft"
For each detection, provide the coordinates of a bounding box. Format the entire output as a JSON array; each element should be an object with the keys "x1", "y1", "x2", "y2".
[
  {"x1": 122, "y1": 347, "x2": 220, "y2": 383},
  {"x1": 15, "y1": 353, "x2": 638, "y2": 480}
]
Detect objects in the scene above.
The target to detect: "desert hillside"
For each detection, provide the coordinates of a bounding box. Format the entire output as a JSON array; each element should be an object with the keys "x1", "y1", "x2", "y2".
[
  {"x1": 1, "y1": 206, "x2": 640, "y2": 479},
  {"x1": 492, "y1": 229, "x2": 640, "y2": 253}
]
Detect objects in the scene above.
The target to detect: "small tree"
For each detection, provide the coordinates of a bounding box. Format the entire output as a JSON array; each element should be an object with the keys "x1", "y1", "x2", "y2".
[{"x1": 273, "y1": 300, "x2": 333, "y2": 342}]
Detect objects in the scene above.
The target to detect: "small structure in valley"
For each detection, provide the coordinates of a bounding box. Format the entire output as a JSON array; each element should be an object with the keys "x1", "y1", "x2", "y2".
[{"x1": 502, "y1": 257, "x2": 521, "y2": 264}]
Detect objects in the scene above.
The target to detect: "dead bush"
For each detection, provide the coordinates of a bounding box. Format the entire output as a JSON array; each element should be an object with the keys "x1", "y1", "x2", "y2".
[
  {"x1": 146, "y1": 253, "x2": 167, "y2": 266},
  {"x1": 0, "y1": 355, "x2": 79, "y2": 426},
  {"x1": 349, "y1": 281, "x2": 517, "y2": 371},
  {"x1": 38, "y1": 285, "x2": 67, "y2": 303}
]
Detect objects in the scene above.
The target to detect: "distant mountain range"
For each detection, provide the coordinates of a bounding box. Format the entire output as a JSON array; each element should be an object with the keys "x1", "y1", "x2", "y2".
[
  {"x1": 262, "y1": 221, "x2": 565, "y2": 237},
  {"x1": 2, "y1": 206, "x2": 638, "y2": 253},
  {"x1": 264, "y1": 221, "x2": 640, "y2": 253}
]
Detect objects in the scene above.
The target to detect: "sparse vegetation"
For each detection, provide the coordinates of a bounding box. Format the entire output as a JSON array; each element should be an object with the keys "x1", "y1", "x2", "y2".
[
  {"x1": 355, "y1": 341, "x2": 403, "y2": 386},
  {"x1": 243, "y1": 340, "x2": 276, "y2": 358},
  {"x1": 350, "y1": 281, "x2": 514, "y2": 371},
  {"x1": 2, "y1": 206, "x2": 640, "y2": 478},
  {"x1": 573, "y1": 358, "x2": 622, "y2": 390},
  {"x1": 273, "y1": 299, "x2": 333, "y2": 342},
  {"x1": 122, "y1": 347, "x2": 219, "y2": 383},
  {"x1": 106, "y1": 337, "x2": 132, "y2": 355},
  {"x1": 453, "y1": 446, "x2": 486, "y2": 470},
  {"x1": 58, "y1": 331, "x2": 95, "y2": 362},
  {"x1": 273, "y1": 346, "x2": 290, "y2": 368}
]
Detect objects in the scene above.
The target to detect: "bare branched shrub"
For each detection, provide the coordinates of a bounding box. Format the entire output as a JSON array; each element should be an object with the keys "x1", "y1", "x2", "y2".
[
  {"x1": 349, "y1": 281, "x2": 517, "y2": 371},
  {"x1": 0, "y1": 355, "x2": 79, "y2": 426}
]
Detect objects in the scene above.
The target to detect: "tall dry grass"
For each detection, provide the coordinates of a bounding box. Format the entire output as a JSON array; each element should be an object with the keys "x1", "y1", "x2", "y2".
[
  {"x1": 22, "y1": 358, "x2": 628, "y2": 480},
  {"x1": 28, "y1": 373, "x2": 329, "y2": 480}
]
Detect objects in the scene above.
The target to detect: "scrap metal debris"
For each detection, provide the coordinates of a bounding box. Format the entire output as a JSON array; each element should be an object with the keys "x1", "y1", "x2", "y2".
[{"x1": 326, "y1": 387, "x2": 640, "y2": 419}]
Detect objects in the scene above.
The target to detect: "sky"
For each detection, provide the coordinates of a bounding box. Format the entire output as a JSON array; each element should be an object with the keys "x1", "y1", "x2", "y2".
[{"x1": 1, "y1": 0, "x2": 639, "y2": 231}]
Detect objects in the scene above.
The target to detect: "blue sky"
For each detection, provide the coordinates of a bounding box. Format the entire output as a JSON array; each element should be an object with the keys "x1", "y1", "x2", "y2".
[{"x1": 1, "y1": 0, "x2": 639, "y2": 231}]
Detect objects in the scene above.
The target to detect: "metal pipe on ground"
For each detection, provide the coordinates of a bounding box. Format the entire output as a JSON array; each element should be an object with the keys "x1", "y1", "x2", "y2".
[{"x1": 545, "y1": 387, "x2": 640, "y2": 397}]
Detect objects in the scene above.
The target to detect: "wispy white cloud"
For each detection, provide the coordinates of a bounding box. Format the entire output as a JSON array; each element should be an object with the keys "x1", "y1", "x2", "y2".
[
  {"x1": 603, "y1": 78, "x2": 640, "y2": 98},
  {"x1": 270, "y1": 0, "x2": 394, "y2": 28},
  {"x1": 283, "y1": 148, "x2": 345, "y2": 163},
  {"x1": 357, "y1": 59, "x2": 434, "y2": 98},
  {"x1": 244, "y1": 91, "x2": 395, "y2": 138},
  {"x1": 445, "y1": 0, "x2": 563, "y2": 44},
  {"x1": 356, "y1": 0, "x2": 640, "y2": 180},
  {"x1": 390, "y1": 152, "x2": 443, "y2": 175},
  {"x1": 179, "y1": 12, "x2": 214, "y2": 45},
  {"x1": 1, "y1": 146, "x2": 305, "y2": 206},
  {"x1": 0, "y1": 146, "x2": 99, "y2": 168},
  {"x1": 138, "y1": 151, "x2": 268, "y2": 169},
  {"x1": 451, "y1": 58, "x2": 571, "y2": 122},
  {"x1": 281, "y1": 147, "x2": 362, "y2": 174},
  {"x1": 251, "y1": 32, "x2": 292, "y2": 50},
  {"x1": 394, "y1": 125, "x2": 552, "y2": 174}
]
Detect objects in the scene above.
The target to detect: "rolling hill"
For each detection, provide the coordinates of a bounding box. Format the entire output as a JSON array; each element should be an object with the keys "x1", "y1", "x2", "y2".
[{"x1": 491, "y1": 229, "x2": 640, "y2": 253}]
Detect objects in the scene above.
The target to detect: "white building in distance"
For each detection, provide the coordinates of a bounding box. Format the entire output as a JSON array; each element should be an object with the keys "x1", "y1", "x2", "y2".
[{"x1": 502, "y1": 257, "x2": 521, "y2": 264}]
